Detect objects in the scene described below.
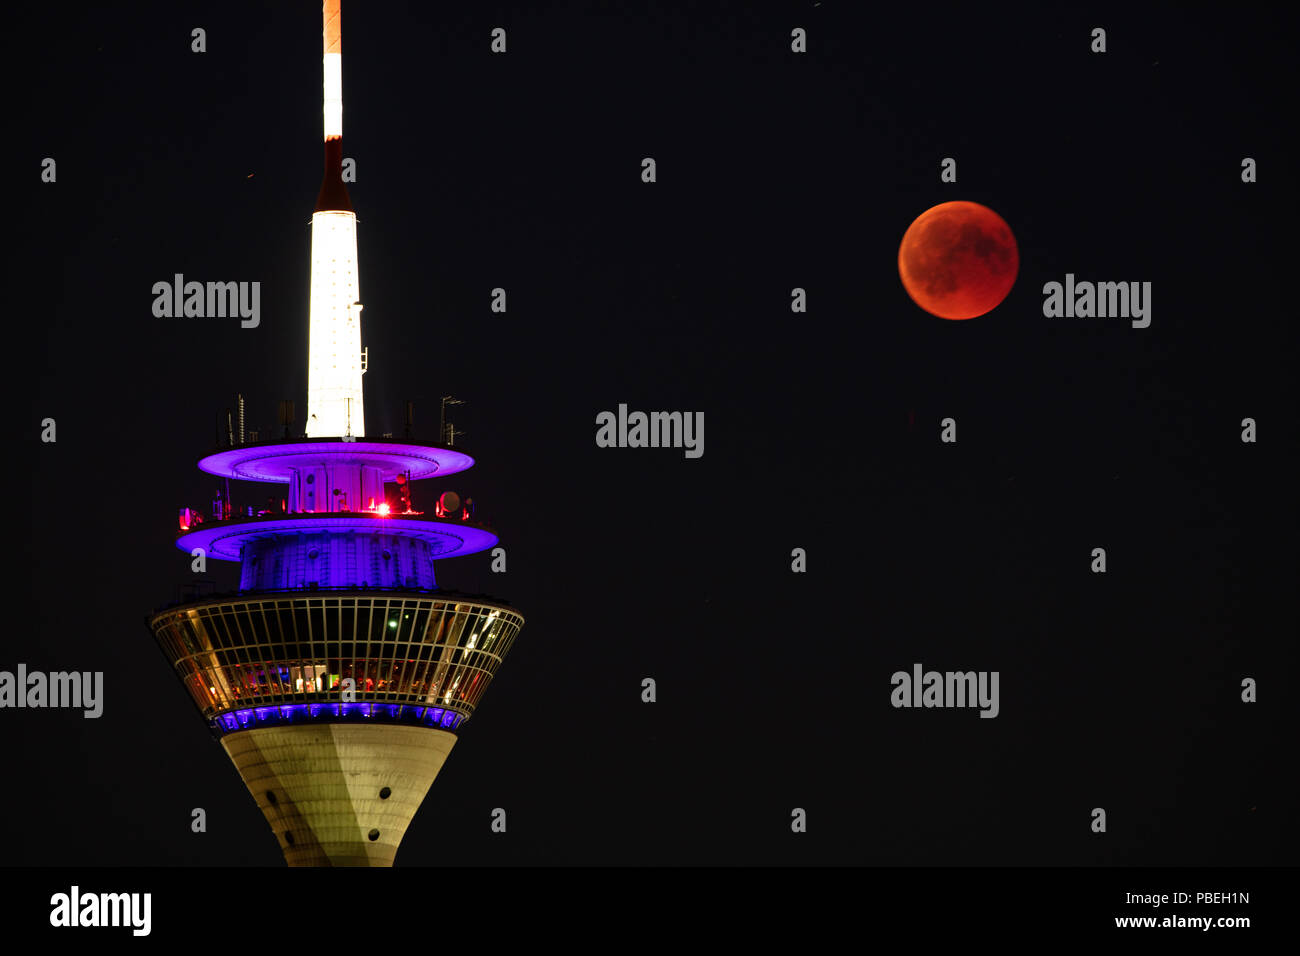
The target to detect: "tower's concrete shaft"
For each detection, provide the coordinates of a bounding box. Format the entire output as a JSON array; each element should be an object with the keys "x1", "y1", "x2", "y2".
[{"x1": 221, "y1": 724, "x2": 456, "y2": 866}]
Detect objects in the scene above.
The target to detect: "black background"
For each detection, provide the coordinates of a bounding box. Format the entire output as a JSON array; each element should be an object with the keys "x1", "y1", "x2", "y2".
[{"x1": 9, "y1": 1, "x2": 1295, "y2": 868}]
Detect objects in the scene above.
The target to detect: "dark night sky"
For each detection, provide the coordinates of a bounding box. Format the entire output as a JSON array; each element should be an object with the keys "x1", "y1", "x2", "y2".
[{"x1": 9, "y1": 2, "x2": 1296, "y2": 866}]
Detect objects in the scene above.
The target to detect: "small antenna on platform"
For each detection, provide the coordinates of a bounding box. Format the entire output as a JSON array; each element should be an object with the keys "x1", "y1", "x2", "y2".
[
  {"x1": 279, "y1": 399, "x2": 295, "y2": 438},
  {"x1": 440, "y1": 395, "x2": 465, "y2": 445}
]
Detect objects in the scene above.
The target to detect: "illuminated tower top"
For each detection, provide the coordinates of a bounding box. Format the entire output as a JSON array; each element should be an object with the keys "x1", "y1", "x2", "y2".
[
  {"x1": 173, "y1": 0, "x2": 496, "y2": 584},
  {"x1": 307, "y1": 0, "x2": 363, "y2": 438},
  {"x1": 151, "y1": 0, "x2": 523, "y2": 869}
]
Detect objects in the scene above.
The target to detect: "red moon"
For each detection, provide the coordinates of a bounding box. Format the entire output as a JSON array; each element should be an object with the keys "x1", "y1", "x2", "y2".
[{"x1": 898, "y1": 201, "x2": 1019, "y2": 319}]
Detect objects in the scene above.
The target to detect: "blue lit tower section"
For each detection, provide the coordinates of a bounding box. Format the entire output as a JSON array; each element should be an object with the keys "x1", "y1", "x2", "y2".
[{"x1": 147, "y1": 0, "x2": 524, "y2": 867}]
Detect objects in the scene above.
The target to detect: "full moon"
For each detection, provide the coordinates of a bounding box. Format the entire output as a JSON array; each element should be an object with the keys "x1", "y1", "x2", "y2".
[{"x1": 898, "y1": 201, "x2": 1019, "y2": 319}]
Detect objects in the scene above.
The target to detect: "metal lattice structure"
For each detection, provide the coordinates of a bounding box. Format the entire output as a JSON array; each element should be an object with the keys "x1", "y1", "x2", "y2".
[{"x1": 149, "y1": 594, "x2": 523, "y2": 733}]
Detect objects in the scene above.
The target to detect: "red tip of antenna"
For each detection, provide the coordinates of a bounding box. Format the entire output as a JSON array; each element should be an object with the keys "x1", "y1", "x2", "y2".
[{"x1": 323, "y1": 0, "x2": 342, "y2": 55}]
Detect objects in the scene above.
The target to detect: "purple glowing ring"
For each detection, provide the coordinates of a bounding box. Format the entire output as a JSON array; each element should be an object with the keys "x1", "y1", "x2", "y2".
[
  {"x1": 197, "y1": 439, "x2": 476, "y2": 482},
  {"x1": 176, "y1": 513, "x2": 499, "y2": 562},
  {"x1": 209, "y1": 703, "x2": 465, "y2": 738}
]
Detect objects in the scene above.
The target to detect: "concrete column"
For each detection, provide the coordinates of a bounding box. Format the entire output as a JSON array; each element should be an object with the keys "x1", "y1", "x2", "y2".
[{"x1": 221, "y1": 723, "x2": 456, "y2": 866}]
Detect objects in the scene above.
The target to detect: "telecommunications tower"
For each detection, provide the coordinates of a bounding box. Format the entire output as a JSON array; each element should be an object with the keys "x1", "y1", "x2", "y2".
[{"x1": 147, "y1": 1, "x2": 523, "y2": 866}]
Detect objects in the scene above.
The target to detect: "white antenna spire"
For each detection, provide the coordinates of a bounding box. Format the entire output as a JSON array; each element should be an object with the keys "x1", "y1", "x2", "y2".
[{"x1": 305, "y1": 0, "x2": 365, "y2": 439}]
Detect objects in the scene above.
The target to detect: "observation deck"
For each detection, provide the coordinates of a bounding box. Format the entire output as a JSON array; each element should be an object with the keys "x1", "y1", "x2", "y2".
[{"x1": 148, "y1": 589, "x2": 524, "y2": 737}]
